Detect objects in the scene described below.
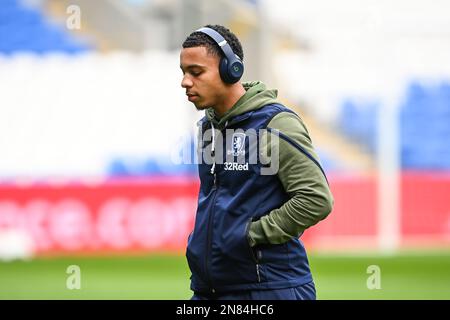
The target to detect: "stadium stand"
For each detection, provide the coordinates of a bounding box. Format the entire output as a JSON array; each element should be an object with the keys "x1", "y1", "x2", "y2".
[
  {"x1": 339, "y1": 81, "x2": 450, "y2": 170},
  {"x1": 400, "y1": 82, "x2": 450, "y2": 169},
  {"x1": 0, "y1": 0, "x2": 91, "y2": 54},
  {"x1": 338, "y1": 99, "x2": 379, "y2": 154},
  {"x1": 1, "y1": 0, "x2": 448, "y2": 259}
]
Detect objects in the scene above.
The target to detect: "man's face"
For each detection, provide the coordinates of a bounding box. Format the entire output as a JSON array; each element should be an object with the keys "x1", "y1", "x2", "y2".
[{"x1": 180, "y1": 46, "x2": 226, "y2": 110}]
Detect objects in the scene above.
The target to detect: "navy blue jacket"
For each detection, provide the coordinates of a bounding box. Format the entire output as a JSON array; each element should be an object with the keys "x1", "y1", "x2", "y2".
[{"x1": 186, "y1": 104, "x2": 314, "y2": 294}]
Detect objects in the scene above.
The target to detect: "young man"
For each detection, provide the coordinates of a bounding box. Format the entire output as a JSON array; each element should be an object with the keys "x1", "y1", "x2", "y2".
[{"x1": 180, "y1": 24, "x2": 333, "y2": 300}]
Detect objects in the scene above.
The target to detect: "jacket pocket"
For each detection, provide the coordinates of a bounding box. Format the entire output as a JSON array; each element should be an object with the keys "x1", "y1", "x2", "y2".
[
  {"x1": 185, "y1": 229, "x2": 208, "y2": 287},
  {"x1": 210, "y1": 216, "x2": 261, "y2": 286},
  {"x1": 244, "y1": 218, "x2": 262, "y2": 282},
  {"x1": 245, "y1": 219, "x2": 259, "y2": 262},
  {"x1": 256, "y1": 242, "x2": 287, "y2": 264}
]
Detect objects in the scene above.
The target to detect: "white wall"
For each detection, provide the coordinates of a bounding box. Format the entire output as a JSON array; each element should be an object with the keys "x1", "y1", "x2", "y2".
[
  {"x1": 266, "y1": 0, "x2": 450, "y2": 122},
  {"x1": 0, "y1": 51, "x2": 201, "y2": 179}
]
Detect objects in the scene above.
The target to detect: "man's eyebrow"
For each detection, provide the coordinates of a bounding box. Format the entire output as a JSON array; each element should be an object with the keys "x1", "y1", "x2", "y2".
[{"x1": 180, "y1": 64, "x2": 206, "y2": 70}]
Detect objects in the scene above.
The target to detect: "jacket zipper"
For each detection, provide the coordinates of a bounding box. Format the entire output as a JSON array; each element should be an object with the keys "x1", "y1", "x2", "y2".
[
  {"x1": 204, "y1": 173, "x2": 219, "y2": 293},
  {"x1": 204, "y1": 119, "x2": 260, "y2": 291},
  {"x1": 256, "y1": 264, "x2": 261, "y2": 283},
  {"x1": 223, "y1": 119, "x2": 262, "y2": 282}
]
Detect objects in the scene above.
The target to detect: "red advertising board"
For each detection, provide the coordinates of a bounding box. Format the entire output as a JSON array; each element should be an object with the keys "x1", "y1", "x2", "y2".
[
  {"x1": 0, "y1": 177, "x2": 198, "y2": 255},
  {"x1": 0, "y1": 173, "x2": 449, "y2": 255}
]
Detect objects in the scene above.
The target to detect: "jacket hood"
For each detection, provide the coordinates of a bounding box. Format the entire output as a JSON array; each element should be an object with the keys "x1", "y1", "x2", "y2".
[{"x1": 205, "y1": 81, "x2": 279, "y2": 128}]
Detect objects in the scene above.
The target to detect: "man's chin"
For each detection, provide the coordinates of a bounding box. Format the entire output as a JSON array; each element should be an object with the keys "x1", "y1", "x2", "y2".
[{"x1": 194, "y1": 103, "x2": 208, "y2": 111}]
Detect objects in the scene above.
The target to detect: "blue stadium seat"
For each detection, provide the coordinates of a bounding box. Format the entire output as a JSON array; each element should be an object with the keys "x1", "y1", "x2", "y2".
[
  {"x1": 338, "y1": 99, "x2": 379, "y2": 153},
  {"x1": 0, "y1": 0, "x2": 91, "y2": 54},
  {"x1": 400, "y1": 82, "x2": 450, "y2": 169},
  {"x1": 340, "y1": 81, "x2": 450, "y2": 170},
  {"x1": 108, "y1": 157, "x2": 198, "y2": 177},
  {"x1": 316, "y1": 149, "x2": 342, "y2": 172}
]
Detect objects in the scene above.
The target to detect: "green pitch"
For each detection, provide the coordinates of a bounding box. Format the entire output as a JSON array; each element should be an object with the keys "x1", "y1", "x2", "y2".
[{"x1": 1, "y1": 250, "x2": 449, "y2": 299}]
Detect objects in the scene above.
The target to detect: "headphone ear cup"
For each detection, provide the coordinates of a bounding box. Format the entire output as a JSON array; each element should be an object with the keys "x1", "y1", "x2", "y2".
[
  {"x1": 228, "y1": 59, "x2": 244, "y2": 83},
  {"x1": 219, "y1": 57, "x2": 232, "y2": 83}
]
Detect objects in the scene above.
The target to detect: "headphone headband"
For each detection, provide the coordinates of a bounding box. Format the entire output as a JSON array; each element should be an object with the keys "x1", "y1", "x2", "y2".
[
  {"x1": 196, "y1": 27, "x2": 236, "y2": 60},
  {"x1": 195, "y1": 27, "x2": 244, "y2": 84}
]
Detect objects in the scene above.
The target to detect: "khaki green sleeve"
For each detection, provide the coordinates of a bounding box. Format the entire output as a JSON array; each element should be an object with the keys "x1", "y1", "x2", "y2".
[{"x1": 247, "y1": 111, "x2": 334, "y2": 247}]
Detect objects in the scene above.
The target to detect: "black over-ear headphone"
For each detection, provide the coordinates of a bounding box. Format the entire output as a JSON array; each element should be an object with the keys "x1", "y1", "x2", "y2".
[{"x1": 196, "y1": 27, "x2": 244, "y2": 84}]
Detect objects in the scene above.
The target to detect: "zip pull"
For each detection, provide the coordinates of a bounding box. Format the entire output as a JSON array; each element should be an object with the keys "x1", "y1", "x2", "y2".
[
  {"x1": 256, "y1": 250, "x2": 262, "y2": 261},
  {"x1": 256, "y1": 264, "x2": 261, "y2": 282}
]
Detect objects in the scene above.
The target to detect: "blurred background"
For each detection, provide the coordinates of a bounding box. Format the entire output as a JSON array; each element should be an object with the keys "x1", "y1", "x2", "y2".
[{"x1": 0, "y1": 0, "x2": 449, "y2": 299}]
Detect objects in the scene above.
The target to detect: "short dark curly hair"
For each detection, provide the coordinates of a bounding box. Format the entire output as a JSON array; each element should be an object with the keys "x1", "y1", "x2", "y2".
[{"x1": 182, "y1": 24, "x2": 244, "y2": 61}]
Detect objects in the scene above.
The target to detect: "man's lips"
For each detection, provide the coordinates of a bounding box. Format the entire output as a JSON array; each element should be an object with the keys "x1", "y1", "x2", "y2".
[{"x1": 186, "y1": 93, "x2": 199, "y2": 101}]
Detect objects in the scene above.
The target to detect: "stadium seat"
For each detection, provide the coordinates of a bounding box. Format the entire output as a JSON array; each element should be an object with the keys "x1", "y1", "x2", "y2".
[
  {"x1": 0, "y1": 0, "x2": 91, "y2": 54},
  {"x1": 340, "y1": 81, "x2": 450, "y2": 170}
]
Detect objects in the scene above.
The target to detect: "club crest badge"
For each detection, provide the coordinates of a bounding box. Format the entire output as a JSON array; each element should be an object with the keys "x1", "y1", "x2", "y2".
[{"x1": 230, "y1": 132, "x2": 246, "y2": 156}]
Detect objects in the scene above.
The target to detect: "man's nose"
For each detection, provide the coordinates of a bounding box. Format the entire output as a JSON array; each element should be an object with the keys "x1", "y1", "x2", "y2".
[{"x1": 181, "y1": 75, "x2": 193, "y2": 88}]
